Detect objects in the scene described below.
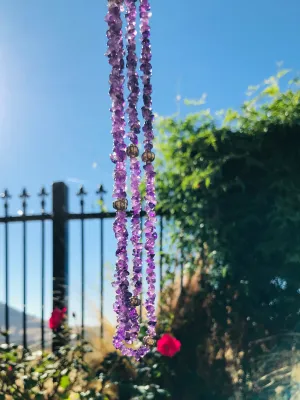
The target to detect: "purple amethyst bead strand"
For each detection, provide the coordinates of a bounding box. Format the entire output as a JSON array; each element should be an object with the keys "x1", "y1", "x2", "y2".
[
  {"x1": 125, "y1": 0, "x2": 142, "y2": 292},
  {"x1": 125, "y1": 0, "x2": 141, "y2": 143},
  {"x1": 105, "y1": 0, "x2": 134, "y2": 351},
  {"x1": 106, "y1": 0, "x2": 157, "y2": 360},
  {"x1": 122, "y1": 0, "x2": 153, "y2": 360},
  {"x1": 124, "y1": 0, "x2": 142, "y2": 346},
  {"x1": 140, "y1": 0, "x2": 157, "y2": 339},
  {"x1": 125, "y1": 0, "x2": 143, "y2": 300}
]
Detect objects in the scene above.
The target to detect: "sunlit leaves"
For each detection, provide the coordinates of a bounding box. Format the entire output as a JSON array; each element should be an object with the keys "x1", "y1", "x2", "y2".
[
  {"x1": 276, "y1": 69, "x2": 291, "y2": 79},
  {"x1": 288, "y1": 76, "x2": 300, "y2": 86},
  {"x1": 155, "y1": 71, "x2": 300, "y2": 291},
  {"x1": 246, "y1": 85, "x2": 260, "y2": 97},
  {"x1": 262, "y1": 84, "x2": 280, "y2": 97},
  {"x1": 60, "y1": 375, "x2": 70, "y2": 389},
  {"x1": 223, "y1": 109, "x2": 239, "y2": 125},
  {"x1": 184, "y1": 93, "x2": 207, "y2": 106}
]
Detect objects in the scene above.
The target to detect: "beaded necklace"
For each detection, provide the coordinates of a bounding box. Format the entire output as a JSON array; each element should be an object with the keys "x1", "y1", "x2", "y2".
[{"x1": 106, "y1": 0, "x2": 157, "y2": 360}]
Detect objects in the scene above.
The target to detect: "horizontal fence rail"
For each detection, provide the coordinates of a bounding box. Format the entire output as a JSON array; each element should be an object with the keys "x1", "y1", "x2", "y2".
[{"x1": 0, "y1": 182, "x2": 173, "y2": 351}]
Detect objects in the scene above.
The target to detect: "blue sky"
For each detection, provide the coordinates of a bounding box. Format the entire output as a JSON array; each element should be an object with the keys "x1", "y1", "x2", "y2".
[{"x1": 0, "y1": 0, "x2": 299, "y2": 333}]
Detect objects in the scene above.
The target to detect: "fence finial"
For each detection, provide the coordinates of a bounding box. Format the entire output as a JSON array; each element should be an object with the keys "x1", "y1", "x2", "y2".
[
  {"x1": 96, "y1": 184, "x2": 107, "y2": 196},
  {"x1": 38, "y1": 187, "x2": 49, "y2": 214},
  {"x1": 1, "y1": 189, "x2": 12, "y2": 200},
  {"x1": 76, "y1": 185, "x2": 87, "y2": 197}
]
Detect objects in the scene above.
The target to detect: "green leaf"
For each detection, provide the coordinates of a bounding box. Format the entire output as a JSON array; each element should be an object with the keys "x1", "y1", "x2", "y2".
[
  {"x1": 184, "y1": 93, "x2": 207, "y2": 106},
  {"x1": 205, "y1": 177, "x2": 211, "y2": 188},
  {"x1": 262, "y1": 84, "x2": 279, "y2": 97},
  {"x1": 223, "y1": 109, "x2": 239, "y2": 124},
  {"x1": 222, "y1": 266, "x2": 228, "y2": 278},
  {"x1": 60, "y1": 375, "x2": 70, "y2": 389},
  {"x1": 246, "y1": 84, "x2": 260, "y2": 96},
  {"x1": 97, "y1": 199, "x2": 108, "y2": 212},
  {"x1": 277, "y1": 68, "x2": 291, "y2": 79},
  {"x1": 288, "y1": 77, "x2": 300, "y2": 86}
]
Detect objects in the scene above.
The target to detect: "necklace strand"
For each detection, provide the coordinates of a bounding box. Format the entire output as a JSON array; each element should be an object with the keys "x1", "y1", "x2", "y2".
[
  {"x1": 106, "y1": 0, "x2": 157, "y2": 360},
  {"x1": 139, "y1": 0, "x2": 157, "y2": 343}
]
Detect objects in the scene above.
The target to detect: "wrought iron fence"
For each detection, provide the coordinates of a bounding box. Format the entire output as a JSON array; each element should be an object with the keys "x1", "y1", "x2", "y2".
[{"x1": 0, "y1": 181, "x2": 177, "y2": 351}]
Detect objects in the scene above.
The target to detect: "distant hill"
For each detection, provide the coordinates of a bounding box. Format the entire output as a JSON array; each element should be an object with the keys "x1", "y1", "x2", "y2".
[
  {"x1": 0, "y1": 304, "x2": 115, "y2": 352},
  {"x1": 0, "y1": 303, "x2": 51, "y2": 347}
]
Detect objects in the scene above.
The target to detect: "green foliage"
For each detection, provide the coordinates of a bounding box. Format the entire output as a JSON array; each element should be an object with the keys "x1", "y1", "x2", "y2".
[
  {"x1": 97, "y1": 199, "x2": 108, "y2": 213},
  {"x1": 0, "y1": 335, "x2": 171, "y2": 399},
  {"x1": 97, "y1": 351, "x2": 171, "y2": 400},
  {"x1": 0, "y1": 339, "x2": 96, "y2": 399},
  {"x1": 157, "y1": 68, "x2": 300, "y2": 298},
  {"x1": 155, "y1": 70, "x2": 300, "y2": 398}
]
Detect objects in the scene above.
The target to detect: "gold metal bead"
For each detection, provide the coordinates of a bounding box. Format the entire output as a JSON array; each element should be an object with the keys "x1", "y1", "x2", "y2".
[
  {"x1": 108, "y1": 0, "x2": 123, "y2": 5},
  {"x1": 113, "y1": 198, "x2": 128, "y2": 211},
  {"x1": 126, "y1": 144, "x2": 139, "y2": 158},
  {"x1": 129, "y1": 296, "x2": 141, "y2": 307},
  {"x1": 142, "y1": 151, "x2": 155, "y2": 164},
  {"x1": 143, "y1": 336, "x2": 156, "y2": 347}
]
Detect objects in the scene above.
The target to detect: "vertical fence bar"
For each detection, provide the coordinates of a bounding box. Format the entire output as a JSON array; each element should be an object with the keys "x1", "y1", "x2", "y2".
[
  {"x1": 52, "y1": 182, "x2": 69, "y2": 351},
  {"x1": 5, "y1": 197, "x2": 9, "y2": 345},
  {"x1": 39, "y1": 187, "x2": 48, "y2": 351},
  {"x1": 20, "y1": 188, "x2": 30, "y2": 349},
  {"x1": 159, "y1": 215, "x2": 163, "y2": 293},
  {"x1": 41, "y1": 215, "x2": 45, "y2": 349},
  {"x1": 23, "y1": 217, "x2": 26, "y2": 349},
  {"x1": 100, "y1": 216, "x2": 104, "y2": 338},
  {"x1": 97, "y1": 185, "x2": 106, "y2": 339},
  {"x1": 81, "y1": 215, "x2": 85, "y2": 340},
  {"x1": 1, "y1": 190, "x2": 11, "y2": 345},
  {"x1": 77, "y1": 186, "x2": 87, "y2": 342}
]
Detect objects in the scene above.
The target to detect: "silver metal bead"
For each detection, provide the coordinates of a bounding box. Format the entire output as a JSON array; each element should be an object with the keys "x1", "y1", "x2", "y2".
[
  {"x1": 113, "y1": 198, "x2": 128, "y2": 211},
  {"x1": 129, "y1": 296, "x2": 141, "y2": 307},
  {"x1": 126, "y1": 144, "x2": 139, "y2": 158},
  {"x1": 142, "y1": 151, "x2": 155, "y2": 163},
  {"x1": 143, "y1": 336, "x2": 156, "y2": 347}
]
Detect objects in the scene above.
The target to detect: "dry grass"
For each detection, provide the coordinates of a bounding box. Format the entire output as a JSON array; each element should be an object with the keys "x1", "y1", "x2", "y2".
[{"x1": 84, "y1": 318, "x2": 116, "y2": 368}]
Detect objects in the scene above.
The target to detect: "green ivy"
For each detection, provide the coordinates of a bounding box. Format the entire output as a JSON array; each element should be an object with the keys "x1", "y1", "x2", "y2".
[{"x1": 155, "y1": 70, "x2": 300, "y2": 397}]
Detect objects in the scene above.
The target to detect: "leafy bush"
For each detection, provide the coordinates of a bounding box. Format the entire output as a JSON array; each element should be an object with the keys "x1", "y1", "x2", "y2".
[
  {"x1": 0, "y1": 329, "x2": 173, "y2": 399},
  {"x1": 0, "y1": 339, "x2": 100, "y2": 399},
  {"x1": 155, "y1": 70, "x2": 300, "y2": 398},
  {"x1": 97, "y1": 350, "x2": 171, "y2": 400}
]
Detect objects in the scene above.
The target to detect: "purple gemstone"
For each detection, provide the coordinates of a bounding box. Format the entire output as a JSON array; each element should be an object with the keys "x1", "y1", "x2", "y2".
[{"x1": 107, "y1": 0, "x2": 157, "y2": 359}]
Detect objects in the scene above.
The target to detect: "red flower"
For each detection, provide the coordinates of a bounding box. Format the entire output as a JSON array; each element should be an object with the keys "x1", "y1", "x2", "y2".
[
  {"x1": 48, "y1": 307, "x2": 67, "y2": 330},
  {"x1": 157, "y1": 333, "x2": 181, "y2": 357}
]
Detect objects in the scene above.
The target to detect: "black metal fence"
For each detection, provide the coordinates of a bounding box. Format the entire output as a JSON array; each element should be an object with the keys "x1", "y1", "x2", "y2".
[{"x1": 0, "y1": 181, "x2": 170, "y2": 350}]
